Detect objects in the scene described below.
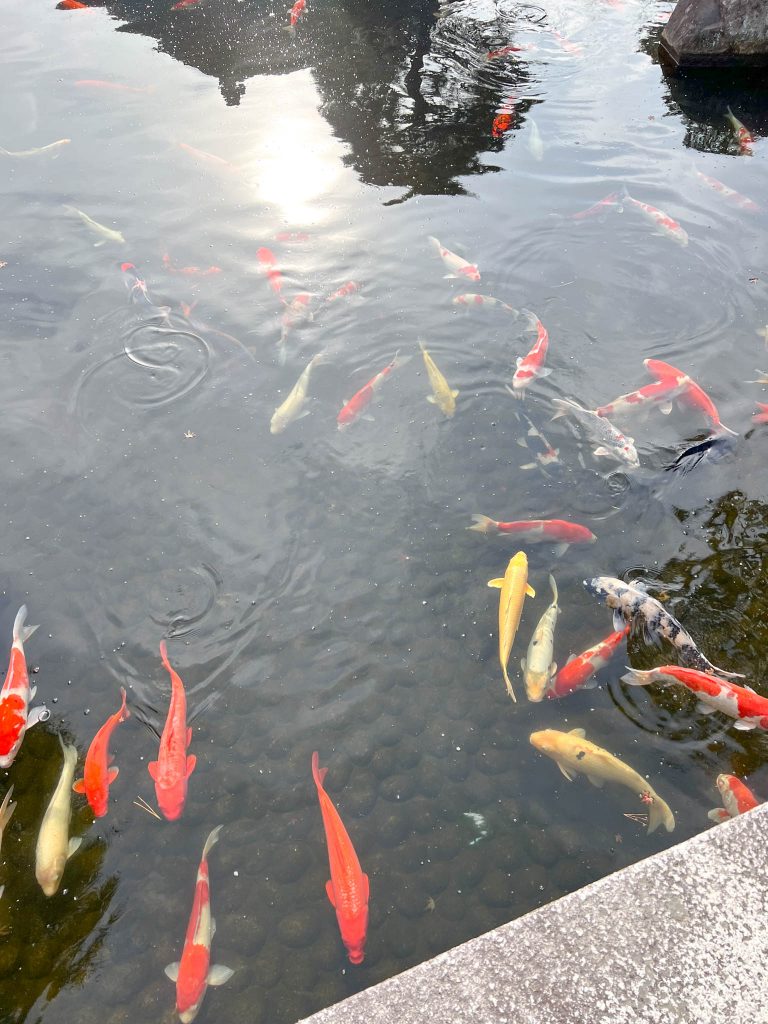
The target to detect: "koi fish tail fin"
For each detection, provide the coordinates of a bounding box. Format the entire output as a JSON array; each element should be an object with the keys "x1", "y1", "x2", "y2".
[
  {"x1": 58, "y1": 733, "x2": 78, "y2": 769},
  {"x1": 620, "y1": 667, "x2": 654, "y2": 687},
  {"x1": 391, "y1": 351, "x2": 412, "y2": 372},
  {"x1": 502, "y1": 665, "x2": 517, "y2": 703},
  {"x1": 0, "y1": 785, "x2": 15, "y2": 833},
  {"x1": 716, "y1": 423, "x2": 739, "y2": 438},
  {"x1": 550, "y1": 397, "x2": 582, "y2": 421},
  {"x1": 708, "y1": 807, "x2": 731, "y2": 823},
  {"x1": 647, "y1": 793, "x2": 675, "y2": 834},
  {"x1": 202, "y1": 823, "x2": 223, "y2": 860},
  {"x1": 159, "y1": 639, "x2": 173, "y2": 673},
  {"x1": 467, "y1": 514, "x2": 495, "y2": 534},
  {"x1": 548, "y1": 574, "x2": 558, "y2": 605},
  {"x1": 13, "y1": 605, "x2": 39, "y2": 645},
  {"x1": 311, "y1": 750, "x2": 328, "y2": 787},
  {"x1": 117, "y1": 687, "x2": 131, "y2": 723}
]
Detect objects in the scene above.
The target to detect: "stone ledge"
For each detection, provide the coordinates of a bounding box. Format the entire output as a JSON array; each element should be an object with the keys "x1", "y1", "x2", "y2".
[{"x1": 299, "y1": 804, "x2": 768, "y2": 1024}]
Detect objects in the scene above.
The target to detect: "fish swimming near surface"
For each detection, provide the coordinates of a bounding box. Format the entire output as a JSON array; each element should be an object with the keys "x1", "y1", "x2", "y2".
[
  {"x1": 57, "y1": 1, "x2": 90, "y2": 8},
  {"x1": 419, "y1": 340, "x2": 458, "y2": 418},
  {"x1": 551, "y1": 397, "x2": 639, "y2": 467},
  {"x1": 256, "y1": 247, "x2": 283, "y2": 298},
  {"x1": 528, "y1": 119, "x2": 544, "y2": 161},
  {"x1": 620, "y1": 187, "x2": 688, "y2": 246},
  {"x1": 514, "y1": 411, "x2": 561, "y2": 473},
  {"x1": 0, "y1": 139, "x2": 70, "y2": 157},
  {"x1": 492, "y1": 96, "x2": 516, "y2": 139},
  {"x1": 278, "y1": 293, "x2": 314, "y2": 363},
  {"x1": 568, "y1": 191, "x2": 621, "y2": 221},
  {"x1": 35, "y1": 735, "x2": 81, "y2": 896},
  {"x1": 694, "y1": 169, "x2": 759, "y2": 212},
  {"x1": 324, "y1": 281, "x2": 359, "y2": 304},
  {"x1": 551, "y1": 30, "x2": 583, "y2": 56},
  {"x1": 468, "y1": 516, "x2": 595, "y2": 555},
  {"x1": 121, "y1": 263, "x2": 171, "y2": 319},
  {"x1": 644, "y1": 358, "x2": 736, "y2": 435},
  {"x1": 488, "y1": 551, "x2": 535, "y2": 702},
  {"x1": 148, "y1": 642, "x2": 196, "y2": 821},
  {"x1": 0, "y1": 787, "x2": 16, "y2": 856},
  {"x1": 753, "y1": 402, "x2": 768, "y2": 425},
  {"x1": 73, "y1": 687, "x2": 131, "y2": 817},
  {"x1": 286, "y1": 0, "x2": 306, "y2": 29},
  {"x1": 312, "y1": 752, "x2": 369, "y2": 965},
  {"x1": 621, "y1": 665, "x2": 766, "y2": 730},
  {"x1": 522, "y1": 575, "x2": 559, "y2": 702},
  {"x1": 507, "y1": 309, "x2": 551, "y2": 395},
  {"x1": 596, "y1": 376, "x2": 689, "y2": 420},
  {"x1": 550, "y1": 627, "x2": 629, "y2": 699},
  {"x1": 427, "y1": 236, "x2": 480, "y2": 282},
  {"x1": 270, "y1": 351, "x2": 326, "y2": 434},
  {"x1": 0, "y1": 606, "x2": 48, "y2": 769},
  {"x1": 452, "y1": 294, "x2": 516, "y2": 313},
  {"x1": 177, "y1": 142, "x2": 239, "y2": 174},
  {"x1": 337, "y1": 351, "x2": 410, "y2": 430},
  {"x1": 485, "y1": 44, "x2": 528, "y2": 60},
  {"x1": 162, "y1": 253, "x2": 222, "y2": 277},
  {"x1": 708, "y1": 774, "x2": 759, "y2": 822},
  {"x1": 165, "y1": 825, "x2": 234, "y2": 1023},
  {"x1": 584, "y1": 576, "x2": 743, "y2": 679},
  {"x1": 725, "y1": 107, "x2": 754, "y2": 155},
  {"x1": 530, "y1": 727, "x2": 675, "y2": 834},
  {"x1": 64, "y1": 205, "x2": 125, "y2": 246}
]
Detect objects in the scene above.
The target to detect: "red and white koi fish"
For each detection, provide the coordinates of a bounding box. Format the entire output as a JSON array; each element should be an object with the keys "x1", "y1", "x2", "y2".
[
  {"x1": 551, "y1": 30, "x2": 583, "y2": 56},
  {"x1": 549, "y1": 627, "x2": 629, "y2": 699},
  {"x1": 427, "y1": 236, "x2": 480, "y2": 282},
  {"x1": 337, "y1": 351, "x2": 410, "y2": 430},
  {"x1": 568, "y1": 191, "x2": 621, "y2": 221},
  {"x1": 515, "y1": 411, "x2": 560, "y2": 471},
  {"x1": 452, "y1": 293, "x2": 516, "y2": 312},
  {"x1": 324, "y1": 281, "x2": 359, "y2": 304},
  {"x1": 148, "y1": 642, "x2": 196, "y2": 822},
  {"x1": 621, "y1": 665, "x2": 768, "y2": 730},
  {"x1": 256, "y1": 247, "x2": 283, "y2": 297},
  {"x1": 492, "y1": 96, "x2": 516, "y2": 139},
  {"x1": 278, "y1": 293, "x2": 314, "y2": 363},
  {"x1": 312, "y1": 752, "x2": 369, "y2": 965},
  {"x1": 0, "y1": 607, "x2": 48, "y2": 769},
  {"x1": 508, "y1": 310, "x2": 551, "y2": 394},
  {"x1": 163, "y1": 253, "x2": 222, "y2": 277},
  {"x1": 708, "y1": 774, "x2": 759, "y2": 822},
  {"x1": 485, "y1": 44, "x2": 529, "y2": 61},
  {"x1": 172, "y1": 0, "x2": 202, "y2": 10},
  {"x1": 753, "y1": 402, "x2": 768, "y2": 425},
  {"x1": 645, "y1": 358, "x2": 737, "y2": 434},
  {"x1": 72, "y1": 688, "x2": 130, "y2": 817},
  {"x1": 467, "y1": 516, "x2": 596, "y2": 554},
  {"x1": 74, "y1": 80, "x2": 154, "y2": 94},
  {"x1": 726, "y1": 107, "x2": 754, "y2": 155},
  {"x1": 165, "y1": 826, "x2": 233, "y2": 1023},
  {"x1": 596, "y1": 377, "x2": 689, "y2": 419},
  {"x1": 621, "y1": 187, "x2": 688, "y2": 246},
  {"x1": 177, "y1": 143, "x2": 239, "y2": 174},
  {"x1": 694, "y1": 169, "x2": 759, "y2": 212},
  {"x1": 274, "y1": 230, "x2": 311, "y2": 243},
  {"x1": 287, "y1": 0, "x2": 306, "y2": 29}
]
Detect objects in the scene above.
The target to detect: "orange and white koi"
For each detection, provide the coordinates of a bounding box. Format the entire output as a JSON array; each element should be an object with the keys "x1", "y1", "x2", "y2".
[
  {"x1": 57, "y1": 1, "x2": 89, "y2": 8},
  {"x1": 287, "y1": 0, "x2": 306, "y2": 29},
  {"x1": 568, "y1": 191, "x2": 620, "y2": 220},
  {"x1": 72, "y1": 687, "x2": 130, "y2": 817},
  {"x1": 163, "y1": 253, "x2": 222, "y2": 277},
  {"x1": 485, "y1": 44, "x2": 532, "y2": 60},
  {"x1": 452, "y1": 293, "x2": 516, "y2": 312},
  {"x1": 753, "y1": 402, "x2": 768, "y2": 425},
  {"x1": 148, "y1": 642, "x2": 196, "y2": 822},
  {"x1": 596, "y1": 377, "x2": 688, "y2": 419},
  {"x1": 427, "y1": 236, "x2": 480, "y2": 282},
  {"x1": 645, "y1": 358, "x2": 737, "y2": 434},
  {"x1": 257, "y1": 247, "x2": 283, "y2": 297},
  {"x1": 621, "y1": 187, "x2": 688, "y2": 246},
  {"x1": 177, "y1": 143, "x2": 239, "y2": 174},
  {"x1": 0, "y1": 606, "x2": 48, "y2": 769},
  {"x1": 708, "y1": 774, "x2": 759, "y2": 822},
  {"x1": 337, "y1": 352, "x2": 410, "y2": 430},
  {"x1": 551, "y1": 30, "x2": 583, "y2": 56},
  {"x1": 725, "y1": 107, "x2": 754, "y2": 155},
  {"x1": 468, "y1": 516, "x2": 595, "y2": 553},
  {"x1": 622, "y1": 665, "x2": 766, "y2": 730},
  {"x1": 549, "y1": 626, "x2": 629, "y2": 699},
  {"x1": 492, "y1": 96, "x2": 516, "y2": 139},
  {"x1": 694, "y1": 169, "x2": 759, "y2": 212},
  {"x1": 508, "y1": 310, "x2": 551, "y2": 394},
  {"x1": 312, "y1": 752, "x2": 370, "y2": 965},
  {"x1": 165, "y1": 826, "x2": 233, "y2": 1022},
  {"x1": 324, "y1": 281, "x2": 359, "y2": 304}
]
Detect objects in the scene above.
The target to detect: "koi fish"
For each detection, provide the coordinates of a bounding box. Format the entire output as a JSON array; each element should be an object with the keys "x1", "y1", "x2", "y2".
[
  {"x1": 522, "y1": 575, "x2": 559, "y2": 702},
  {"x1": 694, "y1": 169, "x2": 759, "y2": 212},
  {"x1": 256, "y1": 247, "x2": 283, "y2": 297},
  {"x1": 177, "y1": 143, "x2": 239, "y2": 174},
  {"x1": 528, "y1": 119, "x2": 543, "y2": 161},
  {"x1": 172, "y1": 0, "x2": 202, "y2": 9},
  {"x1": 148, "y1": 642, "x2": 196, "y2": 821},
  {"x1": 274, "y1": 231, "x2": 311, "y2": 243},
  {"x1": 427, "y1": 236, "x2": 480, "y2": 282},
  {"x1": 278, "y1": 293, "x2": 314, "y2": 363},
  {"x1": 487, "y1": 551, "x2": 535, "y2": 702},
  {"x1": 311, "y1": 752, "x2": 369, "y2": 965},
  {"x1": 74, "y1": 80, "x2": 154, "y2": 94},
  {"x1": 324, "y1": 281, "x2": 359, "y2": 304},
  {"x1": 64, "y1": 205, "x2": 125, "y2": 246},
  {"x1": 287, "y1": 0, "x2": 306, "y2": 29},
  {"x1": 0, "y1": 787, "x2": 15, "y2": 855},
  {"x1": 753, "y1": 402, "x2": 768, "y2": 424},
  {"x1": 551, "y1": 30, "x2": 583, "y2": 56},
  {"x1": 708, "y1": 774, "x2": 759, "y2": 822},
  {"x1": 270, "y1": 351, "x2": 326, "y2": 434},
  {"x1": 725, "y1": 107, "x2": 754, "y2": 155},
  {"x1": 485, "y1": 44, "x2": 525, "y2": 60},
  {"x1": 644, "y1": 358, "x2": 737, "y2": 435},
  {"x1": 121, "y1": 263, "x2": 171, "y2": 319},
  {"x1": 0, "y1": 606, "x2": 48, "y2": 769},
  {"x1": 530, "y1": 727, "x2": 675, "y2": 833},
  {"x1": 568, "y1": 191, "x2": 620, "y2": 221},
  {"x1": 596, "y1": 377, "x2": 688, "y2": 419},
  {"x1": 165, "y1": 826, "x2": 233, "y2": 1023},
  {"x1": 550, "y1": 627, "x2": 629, "y2": 699},
  {"x1": 419, "y1": 341, "x2": 458, "y2": 418},
  {"x1": 621, "y1": 187, "x2": 688, "y2": 246},
  {"x1": 57, "y1": 1, "x2": 89, "y2": 8},
  {"x1": 35, "y1": 735, "x2": 81, "y2": 896},
  {"x1": 72, "y1": 687, "x2": 130, "y2": 817},
  {"x1": 584, "y1": 577, "x2": 743, "y2": 679},
  {"x1": 0, "y1": 139, "x2": 70, "y2": 157},
  {"x1": 508, "y1": 310, "x2": 551, "y2": 394},
  {"x1": 492, "y1": 96, "x2": 516, "y2": 139},
  {"x1": 551, "y1": 397, "x2": 639, "y2": 467},
  {"x1": 162, "y1": 253, "x2": 222, "y2": 277},
  {"x1": 514, "y1": 411, "x2": 560, "y2": 473},
  {"x1": 337, "y1": 352, "x2": 410, "y2": 430},
  {"x1": 452, "y1": 294, "x2": 516, "y2": 312},
  {"x1": 468, "y1": 516, "x2": 595, "y2": 554},
  {"x1": 621, "y1": 665, "x2": 766, "y2": 730}
]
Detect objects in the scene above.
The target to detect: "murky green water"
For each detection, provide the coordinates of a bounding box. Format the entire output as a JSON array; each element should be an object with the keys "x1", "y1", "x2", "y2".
[{"x1": 1, "y1": 0, "x2": 768, "y2": 1021}]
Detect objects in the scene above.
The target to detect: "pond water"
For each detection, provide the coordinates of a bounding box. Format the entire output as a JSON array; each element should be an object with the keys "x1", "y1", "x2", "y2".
[{"x1": 1, "y1": 0, "x2": 768, "y2": 1021}]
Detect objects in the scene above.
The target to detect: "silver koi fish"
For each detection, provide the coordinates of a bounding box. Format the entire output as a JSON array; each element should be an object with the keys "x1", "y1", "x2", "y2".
[{"x1": 552, "y1": 397, "x2": 639, "y2": 467}]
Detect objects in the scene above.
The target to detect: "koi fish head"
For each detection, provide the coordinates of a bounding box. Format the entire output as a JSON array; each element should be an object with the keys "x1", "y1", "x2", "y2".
[
  {"x1": 176, "y1": 946, "x2": 209, "y2": 1021},
  {"x1": 155, "y1": 780, "x2": 187, "y2": 821},
  {"x1": 339, "y1": 908, "x2": 368, "y2": 965},
  {"x1": 583, "y1": 576, "x2": 620, "y2": 603},
  {"x1": 37, "y1": 853, "x2": 68, "y2": 897}
]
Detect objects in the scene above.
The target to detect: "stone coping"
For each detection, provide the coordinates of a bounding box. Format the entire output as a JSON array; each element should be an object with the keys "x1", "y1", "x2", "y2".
[{"x1": 299, "y1": 804, "x2": 768, "y2": 1024}]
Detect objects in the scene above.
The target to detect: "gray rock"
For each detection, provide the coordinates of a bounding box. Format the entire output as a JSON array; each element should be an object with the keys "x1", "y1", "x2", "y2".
[{"x1": 661, "y1": 0, "x2": 768, "y2": 69}]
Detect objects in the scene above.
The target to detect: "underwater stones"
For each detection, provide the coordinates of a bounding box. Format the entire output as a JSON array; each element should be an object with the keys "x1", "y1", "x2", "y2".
[
  {"x1": 479, "y1": 869, "x2": 515, "y2": 909},
  {"x1": 418, "y1": 757, "x2": 444, "y2": 798},
  {"x1": 377, "y1": 809, "x2": 409, "y2": 848},
  {"x1": 380, "y1": 772, "x2": 417, "y2": 802},
  {"x1": 227, "y1": 987, "x2": 268, "y2": 1024},
  {"x1": 342, "y1": 774, "x2": 378, "y2": 817},
  {"x1": 257, "y1": 941, "x2": 286, "y2": 988},
  {"x1": 475, "y1": 746, "x2": 510, "y2": 775},
  {"x1": 276, "y1": 907, "x2": 323, "y2": 949},
  {"x1": 380, "y1": 915, "x2": 417, "y2": 959},
  {"x1": 0, "y1": 936, "x2": 20, "y2": 977},
  {"x1": 104, "y1": 959, "x2": 146, "y2": 1005},
  {"x1": 225, "y1": 912, "x2": 267, "y2": 955},
  {"x1": 661, "y1": 0, "x2": 768, "y2": 69},
  {"x1": 271, "y1": 842, "x2": 312, "y2": 884},
  {"x1": 370, "y1": 746, "x2": 399, "y2": 780}
]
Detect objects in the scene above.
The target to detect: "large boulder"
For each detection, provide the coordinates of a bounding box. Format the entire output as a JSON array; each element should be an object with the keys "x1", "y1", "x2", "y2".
[{"x1": 661, "y1": 0, "x2": 768, "y2": 69}]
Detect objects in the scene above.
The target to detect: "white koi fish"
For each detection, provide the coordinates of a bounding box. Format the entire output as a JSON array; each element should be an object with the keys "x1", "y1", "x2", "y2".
[
  {"x1": 552, "y1": 397, "x2": 639, "y2": 467},
  {"x1": 270, "y1": 351, "x2": 326, "y2": 434},
  {"x1": 452, "y1": 294, "x2": 516, "y2": 312},
  {"x1": 35, "y1": 735, "x2": 81, "y2": 896},
  {"x1": 0, "y1": 139, "x2": 71, "y2": 157},
  {"x1": 528, "y1": 119, "x2": 543, "y2": 161},
  {"x1": 522, "y1": 575, "x2": 558, "y2": 702},
  {"x1": 64, "y1": 205, "x2": 126, "y2": 245},
  {"x1": 428, "y1": 236, "x2": 480, "y2": 281}
]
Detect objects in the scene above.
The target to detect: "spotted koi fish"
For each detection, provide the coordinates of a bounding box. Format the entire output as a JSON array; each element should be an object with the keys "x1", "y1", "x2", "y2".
[
  {"x1": 621, "y1": 187, "x2": 688, "y2": 246},
  {"x1": 725, "y1": 107, "x2": 754, "y2": 155},
  {"x1": 708, "y1": 775, "x2": 759, "y2": 822},
  {"x1": 427, "y1": 236, "x2": 480, "y2": 281},
  {"x1": 0, "y1": 607, "x2": 48, "y2": 769},
  {"x1": 622, "y1": 664, "x2": 764, "y2": 729},
  {"x1": 644, "y1": 358, "x2": 737, "y2": 435},
  {"x1": 694, "y1": 169, "x2": 759, "y2": 212},
  {"x1": 508, "y1": 309, "x2": 551, "y2": 394},
  {"x1": 452, "y1": 294, "x2": 516, "y2": 312}
]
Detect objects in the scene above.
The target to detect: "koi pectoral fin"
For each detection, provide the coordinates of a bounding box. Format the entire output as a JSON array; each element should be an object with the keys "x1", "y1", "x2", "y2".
[
  {"x1": 164, "y1": 962, "x2": 180, "y2": 982},
  {"x1": 363, "y1": 873, "x2": 370, "y2": 901},
  {"x1": 148, "y1": 761, "x2": 159, "y2": 780},
  {"x1": 72, "y1": 779, "x2": 87, "y2": 794},
  {"x1": 708, "y1": 808, "x2": 731, "y2": 823},
  {"x1": 208, "y1": 965, "x2": 234, "y2": 986},
  {"x1": 107, "y1": 766, "x2": 119, "y2": 784},
  {"x1": 68, "y1": 837, "x2": 82, "y2": 858},
  {"x1": 487, "y1": 578, "x2": 504, "y2": 588},
  {"x1": 186, "y1": 754, "x2": 197, "y2": 777},
  {"x1": 556, "y1": 762, "x2": 575, "y2": 782},
  {"x1": 325, "y1": 880, "x2": 337, "y2": 907},
  {"x1": 526, "y1": 584, "x2": 535, "y2": 597}
]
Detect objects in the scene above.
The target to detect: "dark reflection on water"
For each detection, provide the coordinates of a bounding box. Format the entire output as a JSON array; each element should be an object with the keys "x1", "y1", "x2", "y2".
[{"x1": 2, "y1": 0, "x2": 768, "y2": 1021}]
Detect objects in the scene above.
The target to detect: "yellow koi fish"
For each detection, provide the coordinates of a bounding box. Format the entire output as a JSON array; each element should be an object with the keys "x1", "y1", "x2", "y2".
[
  {"x1": 530, "y1": 727, "x2": 675, "y2": 834},
  {"x1": 419, "y1": 340, "x2": 458, "y2": 418},
  {"x1": 270, "y1": 351, "x2": 325, "y2": 434},
  {"x1": 488, "y1": 550, "x2": 535, "y2": 702},
  {"x1": 35, "y1": 735, "x2": 81, "y2": 896}
]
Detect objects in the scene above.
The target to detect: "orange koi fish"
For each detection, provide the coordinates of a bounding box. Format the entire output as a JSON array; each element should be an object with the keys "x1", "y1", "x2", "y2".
[
  {"x1": 287, "y1": 0, "x2": 306, "y2": 28},
  {"x1": 428, "y1": 236, "x2": 480, "y2": 281},
  {"x1": 148, "y1": 642, "x2": 196, "y2": 822},
  {"x1": 336, "y1": 351, "x2": 410, "y2": 430},
  {"x1": 312, "y1": 752, "x2": 369, "y2": 964},
  {"x1": 177, "y1": 143, "x2": 239, "y2": 174},
  {"x1": 256, "y1": 247, "x2": 283, "y2": 297},
  {"x1": 165, "y1": 826, "x2": 233, "y2": 1022},
  {"x1": 324, "y1": 281, "x2": 359, "y2": 304},
  {"x1": 492, "y1": 96, "x2": 516, "y2": 139},
  {"x1": 568, "y1": 191, "x2": 620, "y2": 220},
  {"x1": 621, "y1": 187, "x2": 688, "y2": 245},
  {"x1": 57, "y1": 1, "x2": 90, "y2": 9},
  {"x1": 0, "y1": 606, "x2": 48, "y2": 769},
  {"x1": 162, "y1": 253, "x2": 222, "y2": 277},
  {"x1": 753, "y1": 402, "x2": 768, "y2": 424},
  {"x1": 645, "y1": 358, "x2": 736, "y2": 434},
  {"x1": 509, "y1": 309, "x2": 551, "y2": 393},
  {"x1": 551, "y1": 30, "x2": 583, "y2": 56},
  {"x1": 550, "y1": 626, "x2": 629, "y2": 699},
  {"x1": 72, "y1": 687, "x2": 130, "y2": 817},
  {"x1": 485, "y1": 44, "x2": 529, "y2": 60}
]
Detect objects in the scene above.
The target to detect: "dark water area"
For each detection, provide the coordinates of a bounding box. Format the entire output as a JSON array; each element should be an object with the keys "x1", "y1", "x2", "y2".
[{"x1": 2, "y1": 0, "x2": 768, "y2": 1021}]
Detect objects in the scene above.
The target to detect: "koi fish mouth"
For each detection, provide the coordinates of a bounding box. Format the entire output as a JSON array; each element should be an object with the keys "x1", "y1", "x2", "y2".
[{"x1": 347, "y1": 950, "x2": 365, "y2": 965}]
